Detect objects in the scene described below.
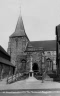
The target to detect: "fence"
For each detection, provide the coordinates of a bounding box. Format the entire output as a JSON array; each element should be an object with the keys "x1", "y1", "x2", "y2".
[{"x1": 7, "y1": 70, "x2": 47, "y2": 84}]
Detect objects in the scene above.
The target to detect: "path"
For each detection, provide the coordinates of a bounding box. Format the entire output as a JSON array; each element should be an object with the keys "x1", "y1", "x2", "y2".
[{"x1": 0, "y1": 77, "x2": 60, "y2": 90}]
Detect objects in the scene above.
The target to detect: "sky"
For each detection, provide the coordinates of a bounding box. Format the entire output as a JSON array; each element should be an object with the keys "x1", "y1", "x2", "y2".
[{"x1": 0, "y1": 0, "x2": 60, "y2": 51}]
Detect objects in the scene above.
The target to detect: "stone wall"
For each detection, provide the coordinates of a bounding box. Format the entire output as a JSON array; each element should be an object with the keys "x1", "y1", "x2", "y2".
[
  {"x1": 26, "y1": 51, "x2": 44, "y2": 72},
  {"x1": 7, "y1": 36, "x2": 29, "y2": 69},
  {"x1": 44, "y1": 51, "x2": 56, "y2": 70}
]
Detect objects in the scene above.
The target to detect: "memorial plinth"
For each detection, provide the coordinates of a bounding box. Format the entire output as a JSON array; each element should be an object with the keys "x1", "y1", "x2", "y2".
[
  {"x1": 26, "y1": 75, "x2": 38, "y2": 82},
  {"x1": 26, "y1": 56, "x2": 38, "y2": 82}
]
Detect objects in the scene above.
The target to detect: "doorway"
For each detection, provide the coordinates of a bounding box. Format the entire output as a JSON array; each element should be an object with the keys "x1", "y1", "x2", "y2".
[{"x1": 32, "y1": 63, "x2": 39, "y2": 72}]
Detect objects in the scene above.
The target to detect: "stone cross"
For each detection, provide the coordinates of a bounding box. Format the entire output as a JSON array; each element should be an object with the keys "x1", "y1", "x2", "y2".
[{"x1": 30, "y1": 56, "x2": 33, "y2": 72}]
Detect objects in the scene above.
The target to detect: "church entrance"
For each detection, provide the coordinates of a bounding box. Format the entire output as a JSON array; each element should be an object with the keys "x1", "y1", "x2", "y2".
[
  {"x1": 32, "y1": 63, "x2": 39, "y2": 72},
  {"x1": 32, "y1": 63, "x2": 39, "y2": 77}
]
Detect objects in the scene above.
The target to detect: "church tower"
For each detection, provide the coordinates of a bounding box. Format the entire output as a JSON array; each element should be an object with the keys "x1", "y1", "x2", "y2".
[{"x1": 7, "y1": 14, "x2": 29, "y2": 71}]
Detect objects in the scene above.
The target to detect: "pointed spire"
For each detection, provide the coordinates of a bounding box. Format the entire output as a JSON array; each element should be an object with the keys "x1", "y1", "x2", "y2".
[
  {"x1": 10, "y1": 5, "x2": 26, "y2": 38},
  {"x1": 10, "y1": 1, "x2": 29, "y2": 39},
  {"x1": 10, "y1": 15, "x2": 26, "y2": 38}
]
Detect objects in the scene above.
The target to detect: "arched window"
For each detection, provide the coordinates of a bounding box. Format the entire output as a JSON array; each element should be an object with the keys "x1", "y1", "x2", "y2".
[{"x1": 46, "y1": 58, "x2": 53, "y2": 71}]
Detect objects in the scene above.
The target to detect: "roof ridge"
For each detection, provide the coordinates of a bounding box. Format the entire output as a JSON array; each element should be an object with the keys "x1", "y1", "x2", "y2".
[{"x1": 30, "y1": 40, "x2": 56, "y2": 43}]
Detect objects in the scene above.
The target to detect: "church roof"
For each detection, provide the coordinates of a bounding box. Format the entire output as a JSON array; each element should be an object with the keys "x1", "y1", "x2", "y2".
[
  {"x1": 27, "y1": 40, "x2": 56, "y2": 51},
  {"x1": 0, "y1": 57, "x2": 15, "y2": 67},
  {"x1": 0, "y1": 45, "x2": 10, "y2": 56},
  {"x1": 10, "y1": 15, "x2": 28, "y2": 38}
]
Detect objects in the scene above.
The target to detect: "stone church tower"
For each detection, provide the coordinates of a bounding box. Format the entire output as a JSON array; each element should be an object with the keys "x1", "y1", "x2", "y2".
[{"x1": 7, "y1": 14, "x2": 29, "y2": 71}]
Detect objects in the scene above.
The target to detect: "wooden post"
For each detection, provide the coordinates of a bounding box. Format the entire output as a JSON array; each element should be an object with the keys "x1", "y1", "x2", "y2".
[
  {"x1": 15, "y1": 73, "x2": 17, "y2": 81},
  {"x1": 52, "y1": 61, "x2": 53, "y2": 71},
  {"x1": 6, "y1": 75, "x2": 8, "y2": 84},
  {"x1": 1, "y1": 68, "x2": 4, "y2": 81},
  {"x1": 12, "y1": 74, "x2": 13, "y2": 82}
]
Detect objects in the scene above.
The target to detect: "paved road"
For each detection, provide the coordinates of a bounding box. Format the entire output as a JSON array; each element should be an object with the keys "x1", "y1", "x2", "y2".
[{"x1": 0, "y1": 91, "x2": 60, "y2": 96}]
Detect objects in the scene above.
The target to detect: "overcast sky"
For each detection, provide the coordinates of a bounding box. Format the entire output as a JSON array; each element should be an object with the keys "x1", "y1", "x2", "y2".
[{"x1": 0, "y1": 0, "x2": 60, "y2": 51}]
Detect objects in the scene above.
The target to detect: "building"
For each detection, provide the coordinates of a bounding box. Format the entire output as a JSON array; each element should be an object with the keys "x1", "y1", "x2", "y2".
[
  {"x1": 56, "y1": 25, "x2": 60, "y2": 75},
  {"x1": 0, "y1": 45, "x2": 15, "y2": 79},
  {"x1": 27, "y1": 40, "x2": 56, "y2": 72},
  {"x1": 7, "y1": 14, "x2": 56, "y2": 75}
]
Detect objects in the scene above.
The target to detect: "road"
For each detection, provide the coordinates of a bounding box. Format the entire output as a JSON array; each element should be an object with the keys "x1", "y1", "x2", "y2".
[{"x1": 0, "y1": 91, "x2": 60, "y2": 96}]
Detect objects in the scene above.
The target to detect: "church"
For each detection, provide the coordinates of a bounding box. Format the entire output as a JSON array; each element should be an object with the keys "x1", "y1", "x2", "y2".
[{"x1": 7, "y1": 14, "x2": 57, "y2": 75}]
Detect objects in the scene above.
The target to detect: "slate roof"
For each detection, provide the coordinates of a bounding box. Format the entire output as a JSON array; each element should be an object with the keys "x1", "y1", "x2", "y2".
[
  {"x1": 0, "y1": 45, "x2": 10, "y2": 56},
  {"x1": 27, "y1": 40, "x2": 56, "y2": 51},
  {"x1": 26, "y1": 42, "x2": 43, "y2": 52},
  {"x1": 0, "y1": 57, "x2": 15, "y2": 67},
  {"x1": 10, "y1": 15, "x2": 28, "y2": 39}
]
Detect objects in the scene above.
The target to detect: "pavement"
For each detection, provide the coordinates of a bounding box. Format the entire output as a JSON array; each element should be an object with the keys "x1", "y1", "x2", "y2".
[
  {"x1": 1, "y1": 92, "x2": 60, "y2": 96},
  {"x1": 0, "y1": 76, "x2": 60, "y2": 91}
]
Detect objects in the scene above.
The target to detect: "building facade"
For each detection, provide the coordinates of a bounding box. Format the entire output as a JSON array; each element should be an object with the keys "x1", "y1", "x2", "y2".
[
  {"x1": 0, "y1": 46, "x2": 15, "y2": 79},
  {"x1": 7, "y1": 14, "x2": 56, "y2": 74},
  {"x1": 56, "y1": 25, "x2": 60, "y2": 74}
]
